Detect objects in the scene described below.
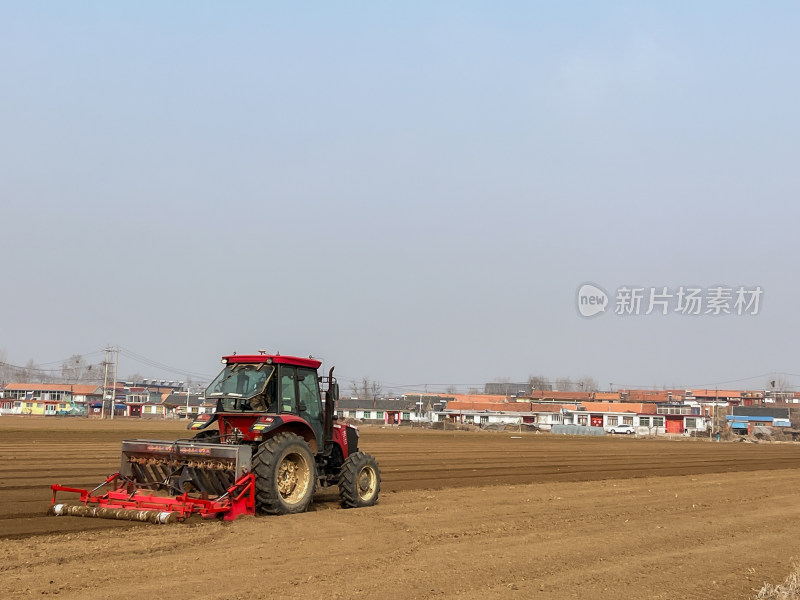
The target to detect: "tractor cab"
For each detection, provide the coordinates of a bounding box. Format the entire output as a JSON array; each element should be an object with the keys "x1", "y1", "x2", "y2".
[
  {"x1": 206, "y1": 361, "x2": 276, "y2": 412},
  {"x1": 193, "y1": 354, "x2": 326, "y2": 450}
]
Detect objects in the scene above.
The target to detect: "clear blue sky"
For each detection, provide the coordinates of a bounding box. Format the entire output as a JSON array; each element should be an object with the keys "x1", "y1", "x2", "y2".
[{"x1": 2, "y1": 2, "x2": 799, "y2": 393}]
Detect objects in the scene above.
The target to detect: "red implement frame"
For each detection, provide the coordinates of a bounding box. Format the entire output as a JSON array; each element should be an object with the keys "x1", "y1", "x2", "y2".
[{"x1": 51, "y1": 472, "x2": 255, "y2": 522}]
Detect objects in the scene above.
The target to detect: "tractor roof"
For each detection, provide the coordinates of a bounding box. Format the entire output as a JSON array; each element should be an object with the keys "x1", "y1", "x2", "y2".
[{"x1": 222, "y1": 354, "x2": 322, "y2": 369}]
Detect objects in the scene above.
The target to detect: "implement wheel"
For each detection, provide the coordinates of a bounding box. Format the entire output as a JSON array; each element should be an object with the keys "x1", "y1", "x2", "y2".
[
  {"x1": 253, "y1": 432, "x2": 316, "y2": 515},
  {"x1": 338, "y1": 452, "x2": 380, "y2": 508}
]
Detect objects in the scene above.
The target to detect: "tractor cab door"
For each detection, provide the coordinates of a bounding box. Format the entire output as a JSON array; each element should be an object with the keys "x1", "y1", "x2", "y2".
[{"x1": 280, "y1": 365, "x2": 324, "y2": 448}]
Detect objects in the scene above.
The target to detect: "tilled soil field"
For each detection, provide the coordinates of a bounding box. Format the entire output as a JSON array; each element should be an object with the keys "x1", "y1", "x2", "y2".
[{"x1": 2, "y1": 416, "x2": 800, "y2": 599}]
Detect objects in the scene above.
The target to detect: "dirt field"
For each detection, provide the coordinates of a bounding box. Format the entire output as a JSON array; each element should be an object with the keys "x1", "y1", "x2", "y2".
[{"x1": 2, "y1": 416, "x2": 800, "y2": 599}]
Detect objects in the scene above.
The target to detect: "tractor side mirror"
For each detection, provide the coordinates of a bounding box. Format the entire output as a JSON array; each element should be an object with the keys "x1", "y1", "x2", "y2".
[{"x1": 331, "y1": 382, "x2": 339, "y2": 402}]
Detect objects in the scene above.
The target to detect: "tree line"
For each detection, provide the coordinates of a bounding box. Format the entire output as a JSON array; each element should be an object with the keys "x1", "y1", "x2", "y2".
[
  {"x1": 347, "y1": 374, "x2": 603, "y2": 402},
  {"x1": 0, "y1": 350, "x2": 106, "y2": 385}
]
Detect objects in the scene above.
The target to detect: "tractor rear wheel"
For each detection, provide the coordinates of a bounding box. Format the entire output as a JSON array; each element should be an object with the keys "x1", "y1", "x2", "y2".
[
  {"x1": 252, "y1": 432, "x2": 316, "y2": 515},
  {"x1": 338, "y1": 452, "x2": 380, "y2": 508}
]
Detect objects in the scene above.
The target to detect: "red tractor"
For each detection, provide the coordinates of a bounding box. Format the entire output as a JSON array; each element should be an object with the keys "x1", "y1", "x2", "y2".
[{"x1": 50, "y1": 353, "x2": 380, "y2": 521}]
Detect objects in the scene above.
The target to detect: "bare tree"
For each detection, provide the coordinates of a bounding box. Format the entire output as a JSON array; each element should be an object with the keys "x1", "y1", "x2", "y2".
[
  {"x1": 21, "y1": 359, "x2": 37, "y2": 383},
  {"x1": 576, "y1": 376, "x2": 598, "y2": 392},
  {"x1": 0, "y1": 348, "x2": 8, "y2": 384},
  {"x1": 770, "y1": 376, "x2": 793, "y2": 392},
  {"x1": 370, "y1": 380, "x2": 382, "y2": 402},
  {"x1": 554, "y1": 376, "x2": 574, "y2": 391},
  {"x1": 527, "y1": 375, "x2": 551, "y2": 392},
  {"x1": 0, "y1": 354, "x2": 38, "y2": 384},
  {"x1": 0, "y1": 352, "x2": 108, "y2": 386},
  {"x1": 60, "y1": 355, "x2": 104, "y2": 383},
  {"x1": 185, "y1": 378, "x2": 208, "y2": 393},
  {"x1": 350, "y1": 377, "x2": 383, "y2": 405}
]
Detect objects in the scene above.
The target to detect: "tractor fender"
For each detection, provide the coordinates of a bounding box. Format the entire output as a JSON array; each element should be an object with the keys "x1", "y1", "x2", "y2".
[
  {"x1": 333, "y1": 423, "x2": 359, "y2": 460},
  {"x1": 263, "y1": 417, "x2": 319, "y2": 454}
]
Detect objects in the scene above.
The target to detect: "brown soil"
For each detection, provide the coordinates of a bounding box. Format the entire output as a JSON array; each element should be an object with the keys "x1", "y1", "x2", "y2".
[{"x1": 1, "y1": 416, "x2": 800, "y2": 599}]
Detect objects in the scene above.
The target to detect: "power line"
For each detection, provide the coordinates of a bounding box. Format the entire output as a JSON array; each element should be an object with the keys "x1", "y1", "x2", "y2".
[
  {"x1": 0, "y1": 360, "x2": 95, "y2": 374},
  {"x1": 117, "y1": 346, "x2": 216, "y2": 380},
  {"x1": 677, "y1": 373, "x2": 781, "y2": 389},
  {"x1": 613, "y1": 373, "x2": 797, "y2": 391},
  {"x1": 29, "y1": 349, "x2": 107, "y2": 367},
  {"x1": 0, "y1": 349, "x2": 107, "y2": 373},
  {"x1": 0, "y1": 348, "x2": 214, "y2": 382}
]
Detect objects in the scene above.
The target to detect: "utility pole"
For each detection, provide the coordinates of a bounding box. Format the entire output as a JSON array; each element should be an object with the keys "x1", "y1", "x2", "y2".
[
  {"x1": 110, "y1": 347, "x2": 119, "y2": 420},
  {"x1": 101, "y1": 347, "x2": 112, "y2": 419}
]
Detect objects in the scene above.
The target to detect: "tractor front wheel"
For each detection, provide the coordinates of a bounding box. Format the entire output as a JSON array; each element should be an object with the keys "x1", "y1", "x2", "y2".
[
  {"x1": 252, "y1": 432, "x2": 316, "y2": 515},
  {"x1": 338, "y1": 452, "x2": 381, "y2": 508}
]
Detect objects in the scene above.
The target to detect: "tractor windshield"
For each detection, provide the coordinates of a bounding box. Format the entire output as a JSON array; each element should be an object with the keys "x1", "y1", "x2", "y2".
[{"x1": 205, "y1": 363, "x2": 275, "y2": 411}]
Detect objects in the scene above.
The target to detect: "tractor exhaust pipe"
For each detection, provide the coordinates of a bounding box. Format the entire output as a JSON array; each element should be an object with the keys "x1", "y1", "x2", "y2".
[{"x1": 323, "y1": 366, "x2": 337, "y2": 450}]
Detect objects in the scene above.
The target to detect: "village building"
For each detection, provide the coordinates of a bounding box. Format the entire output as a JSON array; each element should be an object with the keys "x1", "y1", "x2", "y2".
[
  {"x1": 438, "y1": 399, "x2": 577, "y2": 429},
  {"x1": 1, "y1": 383, "x2": 102, "y2": 415},
  {"x1": 162, "y1": 393, "x2": 209, "y2": 418},
  {"x1": 336, "y1": 398, "x2": 421, "y2": 424},
  {"x1": 726, "y1": 406, "x2": 791, "y2": 434},
  {"x1": 520, "y1": 390, "x2": 593, "y2": 403},
  {"x1": 687, "y1": 389, "x2": 743, "y2": 406}
]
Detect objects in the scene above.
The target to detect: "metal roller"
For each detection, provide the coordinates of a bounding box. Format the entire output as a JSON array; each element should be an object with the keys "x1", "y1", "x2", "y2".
[{"x1": 49, "y1": 503, "x2": 177, "y2": 524}]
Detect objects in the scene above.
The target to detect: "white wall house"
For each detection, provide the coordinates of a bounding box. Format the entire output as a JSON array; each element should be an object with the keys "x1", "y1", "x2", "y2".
[
  {"x1": 438, "y1": 410, "x2": 523, "y2": 426},
  {"x1": 434, "y1": 409, "x2": 565, "y2": 428},
  {"x1": 335, "y1": 399, "x2": 424, "y2": 424},
  {"x1": 337, "y1": 408, "x2": 414, "y2": 423}
]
